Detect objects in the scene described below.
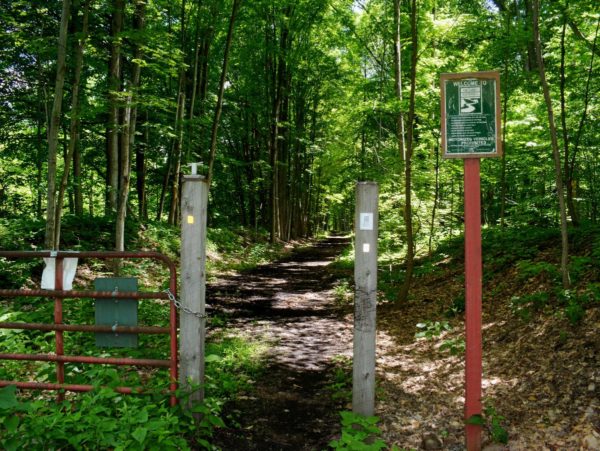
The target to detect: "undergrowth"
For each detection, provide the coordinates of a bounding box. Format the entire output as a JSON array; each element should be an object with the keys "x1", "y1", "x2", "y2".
[{"x1": 0, "y1": 216, "x2": 274, "y2": 449}]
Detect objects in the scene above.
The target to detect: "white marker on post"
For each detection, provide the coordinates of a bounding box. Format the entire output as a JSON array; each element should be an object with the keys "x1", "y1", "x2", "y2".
[{"x1": 359, "y1": 212, "x2": 374, "y2": 231}]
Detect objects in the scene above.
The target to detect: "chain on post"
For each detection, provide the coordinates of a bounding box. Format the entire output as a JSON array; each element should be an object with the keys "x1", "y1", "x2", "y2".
[{"x1": 164, "y1": 288, "x2": 208, "y2": 320}]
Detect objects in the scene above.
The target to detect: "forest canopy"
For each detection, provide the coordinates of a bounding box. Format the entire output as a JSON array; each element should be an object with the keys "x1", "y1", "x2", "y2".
[{"x1": 0, "y1": 0, "x2": 598, "y2": 272}]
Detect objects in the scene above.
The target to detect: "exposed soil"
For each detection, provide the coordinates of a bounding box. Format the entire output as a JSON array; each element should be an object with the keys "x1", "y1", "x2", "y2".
[
  {"x1": 210, "y1": 236, "x2": 354, "y2": 450},
  {"x1": 375, "y1": 246, "x2": 600, "y2": 450},
  {"x1": 207, "y1": 235, "x2": 600, "y2": 451}
]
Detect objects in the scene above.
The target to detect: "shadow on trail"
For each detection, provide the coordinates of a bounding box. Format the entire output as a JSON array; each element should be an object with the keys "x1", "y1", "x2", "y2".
[{"x1": 210, "y1": 236, "x2": 353, "y2": 450}]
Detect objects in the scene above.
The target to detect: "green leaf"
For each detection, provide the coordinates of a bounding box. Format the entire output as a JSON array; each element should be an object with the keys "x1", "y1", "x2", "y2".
[
  {"x1": 132, "y1": 427, "x2": 148, "y2": 443},
  {"x1": 4, "y1": 415, "x2": 19, "y2": 432},
  {"x1": 205, "y1": 354, "x2": 221, "y2": 363},
  {"x1": 136, "y1": 408, "x2": 149, "y2": 423},
  {"x1": 0, "y1": 386, "x2": 19, "y2": 409},
  {"x1": 465, "y1": 414, "x2": 485, "y2": 426},
  {"x1": 2, "y1": 438, "x2": 20, "y2": 451},
  {"x1": 491, "y1": 423, "x2": 509, "y2": 444}
]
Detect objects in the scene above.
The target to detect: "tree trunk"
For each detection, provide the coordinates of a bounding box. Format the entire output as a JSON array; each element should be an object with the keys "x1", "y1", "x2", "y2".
[
  {"x1": 168, "y1": 90, "x2": 186, "y2": 225},
  {"x1": 393, "y1": 0, "x2": 406, "y2": 161},
  {"x1": 55, "y1": 0, "x2": 90, "y2": 248},
  {"x1": 499, "y1": 8, "x2": 512, "y2": 227},
  {"x1": 106, "y1": 0, "x2": 124, "y2": 214},
  {"x1": 398, "y1": 0, "x2": 417, "y2": 302},
  {"x1": 559, "y1": 17, "x2": 578, "y2": 226},
  {"x1": 269, "y1": 6, "x2": 291, "y2": 243},
  {"x1": 207, "y1": 0, "x2": 242, "y2": 187},
  {"x1": 532, "y1": 0, "x2": 570, "y2": 289},
  {"x1": 44, "y1": 0, "x2": 71, "y2": 250},
  {"x1": 136, "y1": 110, "x2": 149, "y2": 221},
  {"x1": 116, "y1": 0, "x2": 146, "y2": 250},
  {"x1": 567, "y1": 16, "x2": 599, "y2": 225},
  {"x1": 428, "y1": 136, "x2": 440, "y2": 256}
]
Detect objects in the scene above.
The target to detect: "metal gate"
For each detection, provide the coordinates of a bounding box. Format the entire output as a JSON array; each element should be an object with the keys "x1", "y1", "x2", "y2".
[{"x1": 0, "y1": 251, "x2": 178, "y2": 406}]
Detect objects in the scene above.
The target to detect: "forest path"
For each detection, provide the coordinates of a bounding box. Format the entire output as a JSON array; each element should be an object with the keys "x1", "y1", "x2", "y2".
[{"x1": 209, "y1": 236, "x2": 353, "y2": 450}]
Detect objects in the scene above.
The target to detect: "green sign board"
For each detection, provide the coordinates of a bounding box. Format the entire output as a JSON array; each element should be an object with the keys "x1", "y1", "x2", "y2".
[
  {"x1": 441, "y1": 72, "x2": 502, "y2": 159},
  {"x1": 95, "y1": 277, "x2": 138, "y2": 348}
]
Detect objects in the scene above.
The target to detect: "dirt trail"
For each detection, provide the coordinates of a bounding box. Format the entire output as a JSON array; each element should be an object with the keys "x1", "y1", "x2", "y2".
[{"x1": 210, "y1": 236, "x2": 353, "y2": 450}]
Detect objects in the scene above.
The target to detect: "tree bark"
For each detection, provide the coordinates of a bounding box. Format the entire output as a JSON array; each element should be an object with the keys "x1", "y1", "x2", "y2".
[
  {"x1": 116, "y1": 0, "x2": 146, "y2": 251},
  {"x1": 168, "y1": 90, "x2": 186, "y2": 225},
  {"x1": 44, "y1": 0, "x2": 72, "y2": 250},
  {"x1": 559, "y1": 17, "x2": 578, "y2": 226},
  {"x1": 207, "y1": 0, "x2": 242, "y2": 187},
  {"x1": 136, "y1": 110, "x2": 149, "y2": 221},
  {"x1": 393, "y1": 0, "x2": 406, "y2": 161},
  {"x1": 397, "y1": 0, "x2": 417, "y2": 302},
  {"x1": 55, "y1": 0, "x2": 90, "y2": 248},
  {"x1": 532, "y1": 0, "x2": 570, "y2": 288},
  {"x1": 106, "y1": 0, "x2": 124, "y2": 214},
  {"x1": 567, "y1": 16, "x2": 599, "y2": 224}
]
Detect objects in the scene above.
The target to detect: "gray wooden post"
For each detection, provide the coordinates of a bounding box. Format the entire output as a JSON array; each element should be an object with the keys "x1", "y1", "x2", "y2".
[
  {"x1": 353, "y1": 181, "x2": 378, "y2": 416},
  {"x1": 180, "y1": 173, "x2": 208, "y2": 406}
]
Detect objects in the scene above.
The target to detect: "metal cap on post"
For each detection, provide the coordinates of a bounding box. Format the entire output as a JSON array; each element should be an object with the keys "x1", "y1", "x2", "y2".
[
  {"x1": 353, "y1": 181, "x2": 379, "y2": 417},
  {"x1": 180, "y1": 162, "x2": 208, "y2": 409}
]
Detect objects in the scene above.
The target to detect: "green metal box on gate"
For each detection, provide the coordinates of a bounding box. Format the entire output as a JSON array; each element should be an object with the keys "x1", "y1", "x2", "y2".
[{"x1": 94, "y1": 278, "x2": 138, "y2": 348}]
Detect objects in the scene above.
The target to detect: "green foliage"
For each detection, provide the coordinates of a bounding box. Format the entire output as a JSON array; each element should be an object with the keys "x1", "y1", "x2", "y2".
[
  {"x1": 0, "y1": 385, "x2": 193, "y2": 450},
  {"x1": 330, "y1": 244, "x2": 355, "y2": 271},
  {"x1": 509, "y1": 291, "x2": 550, "y2": 321},
  {"x1": 516, "y1": 260, "x2": 559, "y2": 282},
  {"x1": 440, "y1": 337, "x2": 465, "y2": 356},
  {"x1": 0, "y1": 326, "x2": 267, "y2": 450},
  {"x1": 481, "y1": 227, "x2": 558, "y2": 272},
  {"x1": 327, "y1": 355, "x2": 352, "y2": 401},
  {"x1": 446, "y1": 294, "x2": 465, "y2": 317},
  {"x1": 558, "y1": 290, "x2": 589, "y2": 325},
  {"x1": 466, "y1": 404, "x2": 509, "y2": 445},
  {"x1": 415, "y1": 320, "x2": 451, "y2": 340},
  {"x1": 568, "y1": 256, "x2": 594, "y2": 284},
  {"x1": 333, "y1": 279, "x2": 352, "y2": 305},
  {"x1": 329, "y1": 411, "x2": 388, "y2": 451}
]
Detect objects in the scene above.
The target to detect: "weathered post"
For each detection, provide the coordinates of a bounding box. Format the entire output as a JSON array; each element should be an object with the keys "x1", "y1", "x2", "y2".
[
  {"x1": 353, "y1": 181, "x2": 378, "y2": 416},
  {"x1": 180, "y1": 166, "x2": 208, "y2": 407}
]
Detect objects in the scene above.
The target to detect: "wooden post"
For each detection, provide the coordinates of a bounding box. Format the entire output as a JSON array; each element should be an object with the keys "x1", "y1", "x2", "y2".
[
  {"x1": 464, "y1": 159, "x2": 483, "y2": 450},
  {"x1": 353, "y1": 181, "x2": 378, "y2": 416},
  {"x1": 180, "y1": 174, "x2": 208, "y2": 407}
]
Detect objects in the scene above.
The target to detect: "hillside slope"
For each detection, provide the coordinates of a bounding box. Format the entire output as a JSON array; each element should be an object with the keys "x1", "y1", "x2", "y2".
[{"x1": 374, "y1": 226, "x2": 600, "y2": 449}]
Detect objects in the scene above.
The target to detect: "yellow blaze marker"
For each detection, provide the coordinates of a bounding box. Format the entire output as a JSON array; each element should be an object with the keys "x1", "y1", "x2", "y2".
[{"x1": 187, "y1": 215, "x2": 194, "y2": 224}]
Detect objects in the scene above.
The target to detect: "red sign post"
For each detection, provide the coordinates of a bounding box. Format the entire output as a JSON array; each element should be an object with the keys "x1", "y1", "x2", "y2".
[{"x1": 441, "y1": 71, "x2": 501, "y2": 451}]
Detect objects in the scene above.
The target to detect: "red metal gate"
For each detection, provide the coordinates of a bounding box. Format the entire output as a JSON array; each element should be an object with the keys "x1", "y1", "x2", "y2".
[{"x1": 0, "y1": 251, "x2": 178, "y2": 406}]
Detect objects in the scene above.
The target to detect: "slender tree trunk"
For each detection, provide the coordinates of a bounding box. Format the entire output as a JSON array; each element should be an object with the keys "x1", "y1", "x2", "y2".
[
  {"x1": 116, "y1": 0, "x2": 146, "y2": 250},
  {"x1": 393, "y1": 0, "x2": 406, "y2": 161},
  {"x1": 559, "y1": 17, "x2": 579, "y2": 226},
  {"x1": 44, "y1": 0, "x2": 71, "y2": 250},
  {"x1": 36, "y1": 83, "x2": 45, "y2": 218},
  {"x1": 499, "y1": 59, "x2": 509, "y2": 227},
  {"x1": 532, "y1": 0, "x2": 570, "y2": 289},
  {"x1": 567, "y1": 16, "x2": 599, "y2": 224},
  {"x1": 136, "y1": 110, "x2": 149, "y2": 220},
  {"x1": 398, "y1": 0, "x2": 417, "y2": 302},
  {"x1": 207, "y1": 0, "x2": 242, "y2": 187},
  {"x1": 499, "y1": 8, "x2": 511, "y2": 227},
  {"x1": 157, "y1": 139, "x2": 174, "y2": 221},
  {"x1": 428, "y1": 136, "x2": 440, "y2": 256},
  {"x1": 106, "y1": 0, "x2": 124, "y2": 214},
  {"x1": 55, "y1": 0, "x2": 90, "y2": 247},
  {"x1": 168, "y1": 90, "x2": 186, "y2": 225},
  {"x1": 73, "y1": 143, "x2": 84, "y2": 215}
]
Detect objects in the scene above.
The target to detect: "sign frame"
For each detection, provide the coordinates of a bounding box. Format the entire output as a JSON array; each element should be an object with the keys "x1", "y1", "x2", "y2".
[{"x1": 441, "y1": 71, "x2": 502, "y2": 159}]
